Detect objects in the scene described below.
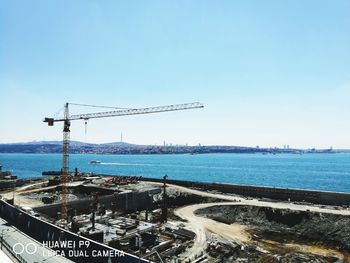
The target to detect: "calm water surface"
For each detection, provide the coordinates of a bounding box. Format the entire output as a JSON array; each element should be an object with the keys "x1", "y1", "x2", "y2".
[{"x1": 0, "y1": 153, "x2": 349, "y2": 193}]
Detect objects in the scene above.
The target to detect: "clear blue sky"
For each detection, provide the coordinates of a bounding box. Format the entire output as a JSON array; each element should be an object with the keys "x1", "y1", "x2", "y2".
[{"x1": 1, "y1": 0, "x2": 349, "y2": 148}]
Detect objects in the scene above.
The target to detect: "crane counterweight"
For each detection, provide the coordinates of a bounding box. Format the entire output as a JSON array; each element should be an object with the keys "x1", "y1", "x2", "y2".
[{"x1": 44, "y1": 118, "x2": 55, "y2": 126}]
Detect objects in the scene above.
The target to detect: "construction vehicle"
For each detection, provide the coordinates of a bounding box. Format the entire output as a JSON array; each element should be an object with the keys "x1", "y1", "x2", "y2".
[{"x1": 44, "y1": 102, "x2": 204, "y2": 224}]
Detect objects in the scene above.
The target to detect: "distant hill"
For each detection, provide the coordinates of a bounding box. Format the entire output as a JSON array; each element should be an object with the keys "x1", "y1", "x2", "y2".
[
  {"x1": 0, "y1": 140, "x2": 137, "y2": 154},
  {"x1": 4, "y1": 140, "x2": 93, "y2": 145},
  {"x1": 99, "y1": 141, "x2": 135, "y2": 147},
  {"x1": 0, "y1": 140, "x2": 341, "y2": 154}
]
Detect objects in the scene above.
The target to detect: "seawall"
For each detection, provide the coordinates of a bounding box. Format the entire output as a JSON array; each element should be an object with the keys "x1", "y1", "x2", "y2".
[{"x1": 137, "y1": 177, "x2": 350, "y2": 206}]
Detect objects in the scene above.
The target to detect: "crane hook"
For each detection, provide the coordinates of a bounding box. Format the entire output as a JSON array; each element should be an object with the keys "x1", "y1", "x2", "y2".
[{"x1": 84, "y1": 119, "x2": 88, "y2": 142}]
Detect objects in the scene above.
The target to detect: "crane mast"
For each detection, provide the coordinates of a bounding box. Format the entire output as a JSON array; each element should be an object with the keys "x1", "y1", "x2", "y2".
[
  {"x1": 61, "y1": 103, "x2": 70, "y2": 221},
  {"x1": 44, "y1": 102, "x2": 203, "y2": 224}
]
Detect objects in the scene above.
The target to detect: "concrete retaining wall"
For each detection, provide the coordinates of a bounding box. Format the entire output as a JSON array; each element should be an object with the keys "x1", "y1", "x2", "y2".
[
  {"x1": 0, "y1": 200, "x2": 151, "y2": 263},
  {"x1": 34, "y1": 189, "x2": 160, "y2": 218}
]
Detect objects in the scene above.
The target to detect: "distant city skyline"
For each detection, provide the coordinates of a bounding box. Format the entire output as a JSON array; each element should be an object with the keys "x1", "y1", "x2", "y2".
[
  {"x1": 1, "y1": 1, "x2": 350, "y2": 148},
  {"x1": 0, "y1": 138, "x2": 337, "y2": 151}
]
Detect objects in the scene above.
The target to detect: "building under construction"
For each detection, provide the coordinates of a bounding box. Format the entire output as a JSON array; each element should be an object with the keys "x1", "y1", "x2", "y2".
[
  {"x1": 2, "y1": 171, "x2": 350, "y2": 262},
  {"x1": 0, "y1": 172, "x2": 204, "y2": 263}
]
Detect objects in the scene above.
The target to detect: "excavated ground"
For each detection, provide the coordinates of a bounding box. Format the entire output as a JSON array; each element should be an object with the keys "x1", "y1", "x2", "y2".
[{"x1": 195, "y1": 204, "x2": 350, "y2": 262}]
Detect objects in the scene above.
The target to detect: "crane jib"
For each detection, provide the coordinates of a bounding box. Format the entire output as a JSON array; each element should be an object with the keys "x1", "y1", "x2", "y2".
[{"x1": 44, "y1": 102, "x2": 204, "y2": 124}]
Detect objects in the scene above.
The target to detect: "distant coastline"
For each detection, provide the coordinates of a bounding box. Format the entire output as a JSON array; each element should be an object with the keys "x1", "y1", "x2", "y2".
[{"x1": 0, "y1": 141, "x2": 344, "y2": 155}]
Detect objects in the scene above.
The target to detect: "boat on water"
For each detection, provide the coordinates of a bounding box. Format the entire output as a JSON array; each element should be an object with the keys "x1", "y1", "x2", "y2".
[{"x1": 90, "y1": 160, "x2": 101, "y2": 164}]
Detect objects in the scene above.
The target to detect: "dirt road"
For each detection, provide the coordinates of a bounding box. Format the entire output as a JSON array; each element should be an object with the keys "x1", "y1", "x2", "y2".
[
  {"x1": 166, "y1": 182, "x2": 350, "y2": 261},
  {"x1": 0, "y1": 181, "x2": 84, "y2": 208},
  {"x1": 174, "y1": 201, "x2": 347, "y2": 261},
  {"x1": 174, "y1": 202, "x2": 251, "y2": 261},
  {"x1": 147, "y1": 182, "x2": 350, "y2": 216},
  {"x1": 0, "y1": 181, "x2": 47, "y2": 207}
]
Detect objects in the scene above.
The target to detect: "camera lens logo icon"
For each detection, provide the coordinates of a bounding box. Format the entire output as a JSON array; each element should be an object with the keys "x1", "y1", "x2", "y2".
[{"x1": 13, "y1": 242, "x2": 37, "y2": 255}]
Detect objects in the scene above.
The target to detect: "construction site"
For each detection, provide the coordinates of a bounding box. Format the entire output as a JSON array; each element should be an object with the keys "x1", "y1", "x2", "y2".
[
  {"x1": 1, "y1": 172, "x2": 350, "y2": 263},
  {"x1": 1, "y1": 102, "x2": 350, "y2": 262}
]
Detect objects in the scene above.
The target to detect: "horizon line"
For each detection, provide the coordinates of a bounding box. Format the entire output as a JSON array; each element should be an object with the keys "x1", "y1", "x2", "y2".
[{"x1": 0, "y1": 140, "x2": 344, "y2": 151}]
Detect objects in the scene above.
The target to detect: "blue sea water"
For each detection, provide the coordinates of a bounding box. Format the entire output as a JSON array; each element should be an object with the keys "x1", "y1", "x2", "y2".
[{"x1": 0, "y1": 153, "x2": 350, "y2": 193}]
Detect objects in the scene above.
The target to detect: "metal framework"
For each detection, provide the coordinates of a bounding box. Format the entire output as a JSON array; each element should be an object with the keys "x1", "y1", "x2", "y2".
[
  {"x1": 44, "y1": 102, "x2": 203, "y2": 223},
  {"x1": 47, "y1": 102, "x2": 203, "y2": 122},
  {"x1": 61, "y1": 103, "x2": 70, "y2": 221}
]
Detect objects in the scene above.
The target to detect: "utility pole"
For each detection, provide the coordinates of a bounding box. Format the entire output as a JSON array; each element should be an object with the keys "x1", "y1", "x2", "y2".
[
  {"x1": 12, "y1": 180, "x2": 15, "y2": 205},
  {"x1": 136, "y1": 232, "x2": 142, "y2": 263},
  {"x1": 90, "y1": 192, "x2": 98, "y2": 230},
  {"x1": 161, "y1": 175, "x2": 168, "y2": 223}
]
